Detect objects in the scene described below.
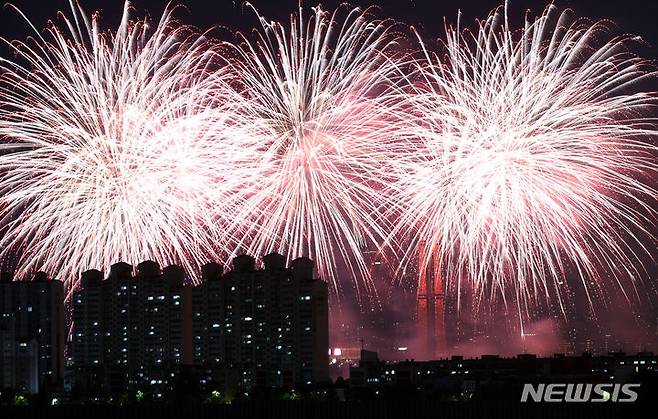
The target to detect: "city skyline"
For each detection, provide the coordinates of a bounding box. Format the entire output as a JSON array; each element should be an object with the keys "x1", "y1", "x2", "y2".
[
  {"x1": 1, "y1": 256, "x2": 657, "y2": 407},
  {"x1": 2, "y1": 253, "x2": 329, "y2": 396},
  {"x1": 1, "y1": 252, "x2": 656, "y2": 364},
  {"x1": 0, "y1": 1, "x2": 657, "y2": 409}
]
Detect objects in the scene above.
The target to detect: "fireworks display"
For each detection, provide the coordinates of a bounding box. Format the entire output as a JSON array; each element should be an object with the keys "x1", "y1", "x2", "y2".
[
  {"x1": 0, "y1": 1, "x2": 235, "y2": 290},
  {"x1": 390, "y1": 4, "x2": 658, "y2": 316},
  {"x1": 0, "y1": 0, "x2": 656, "y2": 320},
  {"x1": 220, "y1": 5, "x2": 405, "y2": 296}
]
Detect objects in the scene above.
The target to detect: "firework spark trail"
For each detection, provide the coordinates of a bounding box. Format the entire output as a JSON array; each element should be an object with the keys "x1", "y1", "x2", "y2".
[
  {"x1": 221, "y1": 5, "x2": 408, "y2": 297},
  {"x1": 389, "y1": 4, "x2": 658, "y2": 318},
  {"x1": 1, "y1": 0, "x2": 656, "y2": 317},
  {"x1": 0, "y1": 1, "x2": 239, "y2": 291}
]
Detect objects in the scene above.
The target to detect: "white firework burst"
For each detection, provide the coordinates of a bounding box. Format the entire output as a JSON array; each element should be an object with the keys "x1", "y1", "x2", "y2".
[
  {"x1": 390, "y1": 4, "x2": 658, "y2": 317},
  {"x1": 222, "y1": 4, "x2": 407, "y2": 297},
  {"x1": 0, "y1": 1, "x2": 236, "y2": 290}
]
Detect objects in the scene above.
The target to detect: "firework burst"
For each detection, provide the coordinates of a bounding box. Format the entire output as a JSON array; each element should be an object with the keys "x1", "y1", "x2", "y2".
[
  {"x1": 222, "y1": 5, "x2": 407, "y2": 297},
  {"x1": 0, "y1": 1, "x2": 236, "y2": 290},
  {"x1": 391, "y1": 4, "x2": 658, "y2": 317}
]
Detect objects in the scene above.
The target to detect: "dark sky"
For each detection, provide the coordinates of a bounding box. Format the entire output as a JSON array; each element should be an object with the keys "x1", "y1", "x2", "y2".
[
  {"x1": 1, "y1": 0, "x2": 657, "y2": 55},
  {"x1": 1, "y1": 0, "x2": 657, "y2": 355}
]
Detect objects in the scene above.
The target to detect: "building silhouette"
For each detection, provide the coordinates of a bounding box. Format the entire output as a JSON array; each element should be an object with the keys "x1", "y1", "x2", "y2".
[
  {"x1": 70, "y1": 261, "x2": 191, "y2": 395},
  {"x1": 349, "y1": 349, "x2": 658, "y2": 402},
  {"x1": 191, "y1": 262, "x2": 223, "y2": 367},
  {"x1": 192, "y1": 253, "x2": 329, "y2": 392},
  {"x1": 416, "y1": 241, "x2": 446, "y2": 359},
  {"x1": 70, "y1": 254, "x2": 329, "y2": 395},
  {"x1": 0, "y1": 272, "x2": 65, "y2": 393}
]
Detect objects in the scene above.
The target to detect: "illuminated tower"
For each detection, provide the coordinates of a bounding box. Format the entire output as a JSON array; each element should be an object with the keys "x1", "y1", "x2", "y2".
[{"x1": 416, "y1": 241, "x2": 446, "y2": 359}]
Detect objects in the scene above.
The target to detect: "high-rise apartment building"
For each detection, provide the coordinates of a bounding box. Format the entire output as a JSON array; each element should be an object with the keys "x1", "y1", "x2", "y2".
[
  {"x1": 70, "y1": 255, "x2": 329, "y2": 394},
  {"x1": 191, "y1": 254, "x2": 329, "y2": 391},
  {"x1": 0, "y1": 272, "x2": 65, "y2": 393},
  {"x1": 70, "y1": 261, "x2": 191, "y2": 394}
]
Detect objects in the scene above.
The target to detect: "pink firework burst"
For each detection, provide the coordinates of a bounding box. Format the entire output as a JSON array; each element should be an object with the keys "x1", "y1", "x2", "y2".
[
  {"x1": 390, "y1": 4, "x2": 658, "y2": 318},
  {"x1": 221, "y1": 4, "x2": 408, "y2": 297}
]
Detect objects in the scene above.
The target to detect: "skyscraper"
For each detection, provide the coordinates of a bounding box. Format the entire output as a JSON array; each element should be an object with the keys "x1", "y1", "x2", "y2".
[
  {"x1": 191, "y1": 262, "x2": 224, "y2": 367},
  {"x1": 71, "y1": 255, "x2": 329, "y2": 395},
  {"x1": 191, "y1": 254, "x2": 329, "y2": 391},
  {"x1": 0, "y1": 272, "x2": 65, "y2": 393},
  {"x1": 70, "y1": 261, "x2": 191, "y2": 395},
  {"x1": 416, "y1": 242, "x2": 446, "y2": 359},
  {"x1": 71, "y1": 269, "x2": 103, "y2": 367}
]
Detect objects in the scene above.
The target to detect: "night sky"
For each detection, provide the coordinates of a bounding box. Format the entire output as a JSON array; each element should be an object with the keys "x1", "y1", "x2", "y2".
[
  {"x1": 1, "y1": 0, "x2": 657, "y2": 53},
  {"x1": 1, "y1": 0, "x2": 657, "y2": 357}
]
